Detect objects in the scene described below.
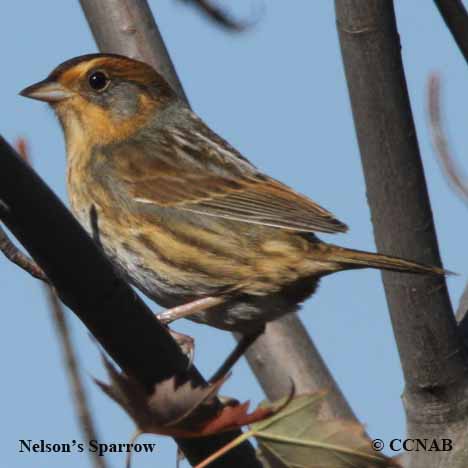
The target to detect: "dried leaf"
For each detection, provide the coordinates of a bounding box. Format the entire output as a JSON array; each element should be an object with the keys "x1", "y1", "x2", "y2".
[
  {"x1": 194, "y1": 387, "x2": 295, "y2": 468},
  {"x1": 16, "y1": 137, "x2": 31, "y2": 163},
  {"x1": 94, "y1": 354, "x2": 280, "y2": 438},
  {"x1": 252, "y1": 393, "x2": 398, "y2": 468},
  {"x1": 195, "y1": 399, "x2": 282, "y2": 436}
]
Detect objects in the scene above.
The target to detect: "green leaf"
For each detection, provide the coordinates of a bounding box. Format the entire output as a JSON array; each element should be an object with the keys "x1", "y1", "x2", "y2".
[{"x1": 252, "y1": 393, "x2": 398, "y2": 468}]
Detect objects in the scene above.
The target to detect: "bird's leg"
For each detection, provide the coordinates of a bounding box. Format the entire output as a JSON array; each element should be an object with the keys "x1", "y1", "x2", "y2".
[
  {"x1": 158, "y1": 296, "x2": 225, "y2": 324},
  {"x1": 209, "y1": 328, "x2": 264, "y2": 383}
]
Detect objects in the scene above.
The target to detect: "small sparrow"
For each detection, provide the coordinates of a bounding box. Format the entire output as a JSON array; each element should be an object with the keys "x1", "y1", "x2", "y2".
[{"x1": 20, "y1": 54, "x2": 444, "y2": 368}]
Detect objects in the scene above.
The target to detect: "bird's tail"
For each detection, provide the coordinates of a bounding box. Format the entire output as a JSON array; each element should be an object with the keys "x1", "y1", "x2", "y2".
[{"x1": 319, "y1": 244, "x2": 448, "y2": 276}]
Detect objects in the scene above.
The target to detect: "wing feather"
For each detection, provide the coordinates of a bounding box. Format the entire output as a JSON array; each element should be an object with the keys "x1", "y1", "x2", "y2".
[{"x1": 108, "y1": 112, "x2": 348, "y2": 234}]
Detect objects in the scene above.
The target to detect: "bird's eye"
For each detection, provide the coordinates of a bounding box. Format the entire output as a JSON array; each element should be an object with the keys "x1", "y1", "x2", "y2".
[{"x1": 88, "y1": 71, "x2": 109, "y2": 91}]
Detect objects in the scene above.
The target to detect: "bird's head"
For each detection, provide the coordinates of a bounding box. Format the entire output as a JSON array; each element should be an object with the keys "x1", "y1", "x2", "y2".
[{"x1": 20, "y1": 53, "x2": 177, "y2": 147}]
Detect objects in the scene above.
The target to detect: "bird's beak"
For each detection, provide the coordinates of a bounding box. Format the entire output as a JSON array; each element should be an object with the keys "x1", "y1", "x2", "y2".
[{"x1": 19, "y1": 79, "x2": 73, "y2": 103}]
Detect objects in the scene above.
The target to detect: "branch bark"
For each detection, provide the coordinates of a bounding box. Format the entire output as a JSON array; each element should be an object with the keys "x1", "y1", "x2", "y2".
[
  {"x1": 335, "y1": 2, "x2": 468, "y2": 467},
  {"x1": 0, "y1": 138, "x2": 259, "y2": 467},
  {"x1": 239, "y1": 313, "x2": 355, "y2": 420},
  {"x1": 79, "y1": 0, "x2": 357, "y2": 423}
]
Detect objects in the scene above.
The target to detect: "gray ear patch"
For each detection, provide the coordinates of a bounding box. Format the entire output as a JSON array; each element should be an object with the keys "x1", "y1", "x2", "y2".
[{"x1": 88, "y1": 80, "x2": 141, "y2": 120}]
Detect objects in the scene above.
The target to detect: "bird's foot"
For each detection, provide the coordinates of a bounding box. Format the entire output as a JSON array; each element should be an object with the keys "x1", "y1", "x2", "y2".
[
  {"x1": 167, "y1": 328, "x2": 195, "y2": 367},
  {"x1": 158, "y1": 296, "x2": 224, "y2": 369}
]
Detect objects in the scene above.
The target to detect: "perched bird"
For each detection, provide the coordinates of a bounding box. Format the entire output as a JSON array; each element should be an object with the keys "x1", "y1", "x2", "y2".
[{"x1": 20, "y1": 54, "x2": 444, "y2": 371}]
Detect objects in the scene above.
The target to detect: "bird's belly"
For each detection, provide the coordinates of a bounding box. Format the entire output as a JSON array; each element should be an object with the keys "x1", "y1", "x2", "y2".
[
  {"x1": 87, "y1": 224, "x2": 201, "y2": 308},
  {"x1": 106, "y1": 238, "x2": 199, "y2": 308},
  {"x1": 68, "y1": 193, "x2": 320, "y2": 331},
  {"x1": 185, "y1": 274, "x2": 320, "y2": 332},
  {"x1": 71, "y1": 208, "x2": 240, "y2": 308}
]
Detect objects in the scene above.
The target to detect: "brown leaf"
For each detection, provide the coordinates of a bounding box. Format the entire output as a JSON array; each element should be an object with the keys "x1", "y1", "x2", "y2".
[
  {"x1": 15, "y1": 137, "x2": 31, "y2": 163},
  {"x1": 94, "y1": 354, "x2": 282, "y2": 438}
]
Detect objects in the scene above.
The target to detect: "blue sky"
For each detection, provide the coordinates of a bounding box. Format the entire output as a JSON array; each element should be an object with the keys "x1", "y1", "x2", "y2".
[{"x1": 1, "y1": 1, "x2": 468, "y2": 467}]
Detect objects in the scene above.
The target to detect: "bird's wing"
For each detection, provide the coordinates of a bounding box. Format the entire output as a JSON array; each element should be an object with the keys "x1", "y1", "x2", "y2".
[{"x1": 108, "y1": 117, "x2": 348, "y2": 234}]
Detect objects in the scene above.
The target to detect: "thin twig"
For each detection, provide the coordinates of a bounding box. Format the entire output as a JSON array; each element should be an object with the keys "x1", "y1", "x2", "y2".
[
  {"x1": 428, "y1": 73, "x2": 468, "y2": 203},
  {"x1": 428, "y1": 74, "x2": 468, "y2": 324},
  {"x1": 194, "y1": 433, "x2": 250, "y2": 468},
  {"x1": 0, "y1": 225, "x2": 48, "y2": 281},
  {"x1": 433, "y1": 0, "x2": 468, "y2": 66},
  {"x1": 45, "y1": 287, "x2": 107, "y2": 468},
  {"x1": 180, "y1": 0, "x2": 258, "y2": 31},
  {"x1": 125, "y1": 429, "x2": 143, "y2": 468}
]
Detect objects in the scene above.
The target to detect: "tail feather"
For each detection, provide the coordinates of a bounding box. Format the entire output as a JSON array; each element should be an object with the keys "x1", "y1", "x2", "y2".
[{"x1": 323, "y1": 244, "x2": 449, "y2": 276}]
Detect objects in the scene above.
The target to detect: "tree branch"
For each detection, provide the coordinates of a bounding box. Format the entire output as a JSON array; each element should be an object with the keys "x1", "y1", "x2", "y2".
[
  {"x1": 428, "y1": 74, "x2": 468, "y2": 205},
  {"x1": 0, "y1": 139, "x2": 47, "y2": 282},
  {"x1": 335, "y1": 0, "x2": 465, "y2": 397},
  {"x1": 0, "y1": 223, "x2": 47, "y2": 282},
  {"x1": 79, "y1": 0, "x2": 187, "y2": 102},
  {"x1": 79, "y1": 0, "x2": 357, "y2": 422},
  {"x1": 427, "y1": 74, "x2": 468, "y2": 324},
  {"x1": 335, "y1": 2, "x2": 468, "y2": 467},
  {"x1": 45, "y1": 287, "x2": 107, "y2": 468},
  {"x1": 434, "y1": 0, "x2": 468, "y2": 65},
  {"x1": 5, "y1": 140, "x2": 103, "y2": 467},
  {"x1": 0, "y1": 138, "x2": 260, "y2": 467},
  {"x1": 238, "y1": 313, "x2": 356, "y2": 420},
  {"x1": 180, "y1": 0, "x2": 254, "y2": 31}
]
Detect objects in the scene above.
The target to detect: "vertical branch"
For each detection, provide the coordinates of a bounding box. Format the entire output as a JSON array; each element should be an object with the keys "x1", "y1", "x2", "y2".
[
  {"x1": 45, "y1": 287, "x2": 107, "y2": 468},
  {"x1": 335, "y1": 2, "x2": 468, "y2": 466},
  {"x1": 79, "y1": 0, "x2": 356, "y2": 422},
  {"x1": 335, "y1": 0, "x2": 464, "y2": 396}
]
